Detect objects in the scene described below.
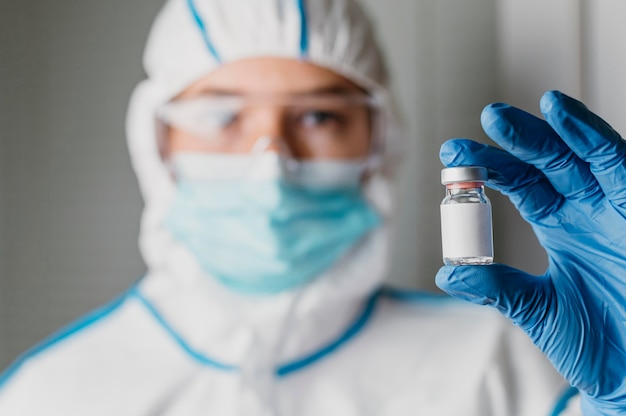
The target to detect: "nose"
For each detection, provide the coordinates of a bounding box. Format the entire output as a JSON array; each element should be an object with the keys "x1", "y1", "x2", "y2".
[
  {"x1": 246, "y1": 107, "x2": 288, "y2": 154},
  {"x1": 253, "y1": 137, "x2": 283, "y2": 153}
]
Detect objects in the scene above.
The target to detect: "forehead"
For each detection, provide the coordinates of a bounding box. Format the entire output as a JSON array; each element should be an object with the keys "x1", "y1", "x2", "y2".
[{"x1": 179, "y1": 57, "x2": 364, "y2": 98}]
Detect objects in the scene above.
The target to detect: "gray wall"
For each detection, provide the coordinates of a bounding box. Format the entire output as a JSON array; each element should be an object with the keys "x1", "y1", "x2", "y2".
[
  {"x1": 2, "y1": 0, "x2": 626, "y2": 370},
  {"x1": 0, "y1": 0, "x2": 160, "y2": 368}
]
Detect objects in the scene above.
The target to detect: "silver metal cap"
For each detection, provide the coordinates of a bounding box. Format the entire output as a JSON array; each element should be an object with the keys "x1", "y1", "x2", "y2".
[{"x1": 441, "y1": 166, "x2": 488, "y2": 184}]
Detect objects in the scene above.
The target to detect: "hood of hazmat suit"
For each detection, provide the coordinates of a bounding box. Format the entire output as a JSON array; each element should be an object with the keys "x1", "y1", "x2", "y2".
[{"x1": 0, "y1": 0, "x2": 575, "y2": 415}]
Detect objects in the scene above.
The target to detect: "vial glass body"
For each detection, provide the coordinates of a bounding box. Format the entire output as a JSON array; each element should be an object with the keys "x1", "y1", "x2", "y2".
[{"x1": 440, "y1": 182, "x2": 494, "y2": 265}]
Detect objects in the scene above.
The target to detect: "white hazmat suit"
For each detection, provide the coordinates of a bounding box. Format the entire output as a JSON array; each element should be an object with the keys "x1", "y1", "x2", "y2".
[{"x1": 0, "y1": 0, "x2": 579, "y2": 414}]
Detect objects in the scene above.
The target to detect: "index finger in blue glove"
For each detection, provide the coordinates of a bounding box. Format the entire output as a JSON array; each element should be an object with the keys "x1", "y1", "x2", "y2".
[
  {"x1": 440, "y1": 139, "x2": 564, "y2": 224},
  {"x1": 540, "y1": 90, "x2": 626, "y2": 212},
  {"x1": 480, "y1": 100, "x2": 601, "y2": 204}
]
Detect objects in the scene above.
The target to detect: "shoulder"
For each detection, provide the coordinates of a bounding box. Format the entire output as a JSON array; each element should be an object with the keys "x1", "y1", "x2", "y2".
[
  {"x1": 363, "y1": 286, "x2": 558, "y2": 372},
  {"x1": 344, "y1": 286, "x2": 572, "y2": 415},
  {"x1": 0, "y1": 290, "x2": 130, "y2": 387},
  {"x1": 0, "y1": 287, "x2": 193, "y2": 415},
  {"x1": 316, "y1": 286, "x2": 516, "y2": 378}
]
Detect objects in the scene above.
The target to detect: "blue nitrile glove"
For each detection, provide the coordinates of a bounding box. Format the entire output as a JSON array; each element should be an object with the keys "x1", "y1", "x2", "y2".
[{"x1": 437, "y1": 90, "x2": 626, "y2": 415}]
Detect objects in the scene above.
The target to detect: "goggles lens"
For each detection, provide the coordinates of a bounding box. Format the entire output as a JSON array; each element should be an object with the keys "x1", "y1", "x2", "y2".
[{"x1": 157, "y1": 93, "x2": 382, "y2": 161}]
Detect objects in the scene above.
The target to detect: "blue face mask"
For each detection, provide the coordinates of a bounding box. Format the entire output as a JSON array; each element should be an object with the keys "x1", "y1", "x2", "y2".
[{"x1": 164, "y1": 154, "x2": 381, "y2": 295}]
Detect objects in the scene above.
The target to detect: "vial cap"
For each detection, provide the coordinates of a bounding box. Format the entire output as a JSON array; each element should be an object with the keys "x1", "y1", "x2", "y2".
[{"x1": 441, "y1": 166, "x2": 488, "y2": 185}]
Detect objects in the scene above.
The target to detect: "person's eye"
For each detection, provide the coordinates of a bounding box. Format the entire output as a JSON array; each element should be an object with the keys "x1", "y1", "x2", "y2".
[{"x1": 300, "y1": 110, "x2": 344, "y2": 128}]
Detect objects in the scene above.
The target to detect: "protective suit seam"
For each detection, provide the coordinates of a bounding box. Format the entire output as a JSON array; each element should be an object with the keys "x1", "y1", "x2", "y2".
[
  {"x1": 296, "y1": 0, "x2": 309, "y2": 57},
  {"x1": 130, "y1": 288, "x2": 237, "y2": 372},
  {"x1": 130, "y1": 287, "x2": 381, "y2": 377},
  {"x1": 186, "y1": 0, "x2": 221, "y2": 62},
  {"x1": 276, "y1": 288, "x2": 381, "y2": 377}
]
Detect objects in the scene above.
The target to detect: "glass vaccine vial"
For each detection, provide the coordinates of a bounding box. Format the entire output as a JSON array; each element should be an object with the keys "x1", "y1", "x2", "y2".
[{"x1": 440, "y1": 166, "x2": 493, "y2": 265}]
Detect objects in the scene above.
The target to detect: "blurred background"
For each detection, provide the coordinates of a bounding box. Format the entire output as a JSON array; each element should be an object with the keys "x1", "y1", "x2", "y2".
[{"x1": 1, "y1": 0, "x2": 625, "y2": 370}]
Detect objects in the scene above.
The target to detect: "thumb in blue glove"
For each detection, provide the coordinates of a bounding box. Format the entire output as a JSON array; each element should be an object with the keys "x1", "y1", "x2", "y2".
[{"x1": 437, "y1": 90, "x2": 626, "y2": 415}]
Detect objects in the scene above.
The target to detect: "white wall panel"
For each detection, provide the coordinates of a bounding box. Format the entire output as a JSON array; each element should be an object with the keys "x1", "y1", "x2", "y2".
[
  {"x1": 585, "y1": 0, "x2": 626, "y2": 134},
  {"x1": 493, "y1": 0, "x2": 626, "y2": 274},
  {"x1": 363, "y1": 0, "x2": 500, "y2": 290},
  {"x1": 492, "y1": 0, "x2": 583, "y2": 275},
  {"x1": 496, "y1": 0, "x2": 583, "y2": 110},
  {"x1": 359, "y1": 0, "x2": 423, "y2": 289}
]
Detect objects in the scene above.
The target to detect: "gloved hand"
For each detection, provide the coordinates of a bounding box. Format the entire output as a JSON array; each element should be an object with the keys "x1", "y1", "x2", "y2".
[{"x1": 437, "y1": 90, "x2": 626, "y2": 415}]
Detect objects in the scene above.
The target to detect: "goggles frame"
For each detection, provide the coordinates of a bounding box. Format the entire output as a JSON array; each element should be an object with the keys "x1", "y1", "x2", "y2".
[{"x1": 155, "y1": 92, "x2": 387, "y2": 174}]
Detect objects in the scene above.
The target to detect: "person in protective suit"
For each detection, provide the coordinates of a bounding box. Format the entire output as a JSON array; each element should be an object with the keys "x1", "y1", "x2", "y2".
[{"x1": 2, "y1": 0, "x2": 626, "y2": 415}]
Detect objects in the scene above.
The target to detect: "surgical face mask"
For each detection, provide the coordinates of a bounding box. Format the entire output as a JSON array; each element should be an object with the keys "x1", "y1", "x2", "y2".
[{"x1": 164, "y1": 153, "x2": 381, "y2": 295}]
